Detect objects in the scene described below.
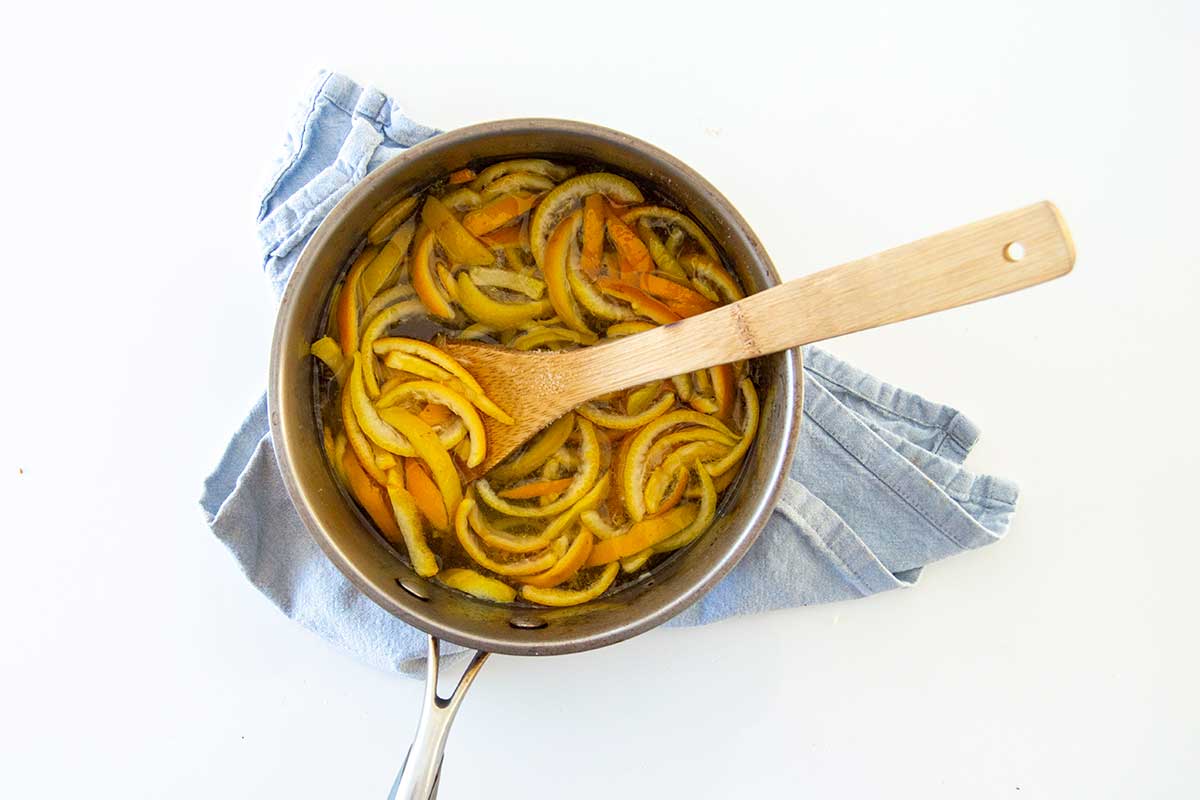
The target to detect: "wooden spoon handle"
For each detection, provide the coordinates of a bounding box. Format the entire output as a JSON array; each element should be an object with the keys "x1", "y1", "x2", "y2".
[{"x1": 577, "y1": 201, "x2": 1074, "y2": 395}]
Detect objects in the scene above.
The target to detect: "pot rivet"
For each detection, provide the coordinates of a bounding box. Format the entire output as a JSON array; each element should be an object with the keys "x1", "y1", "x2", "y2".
[
  {"x1": 509, "y1": 615, "x2": 548, "y2": 630},
  {"x1": 396, "y1": 577, "x2": 432, "y2": 601}
]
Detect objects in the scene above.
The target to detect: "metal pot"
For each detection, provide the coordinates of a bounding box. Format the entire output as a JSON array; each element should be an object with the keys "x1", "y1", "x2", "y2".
[{"x1": 268, "y1": 119, "x2": 803, "y2": 798}]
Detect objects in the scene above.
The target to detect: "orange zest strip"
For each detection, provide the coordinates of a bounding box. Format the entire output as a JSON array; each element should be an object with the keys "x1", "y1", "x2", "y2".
[
  {"x1": 520, "y1": 531, "x2": 595, "y2": 588},
  {"x1": 480, "y1": 225, "x2": 522, "y2": 246},
  {"x1": 342, "y1": 450, "x2": 404, "y2": 541},
  {"x1": 656, "y1": 471, "x2": 689, "y2": 514},
  {"x1": 417, "y1": 403, "x2": 453, "y2": 426},
  {"x1": 335, "y1": 246, "x2": 379, "y2": 354},
  {"x1": 605, "y1": 212, "x2": 654, "y2": 272},
  {"x1": 586, "y1": 505, "x2": 698, "y2": 566},
  {"x1": 404, "y1": 458, "x2": 450, "y2": 530},
  {"x1": 411, "y1": 231, "x2": 455, "y2": 320},
  {"x1": 710, "y1": 364, "x2": 736, "y2": 420},
  {"x1": 636, "y1": 273, "x2": 717, "y2": 313},
  {"x1": 580, "y1": 194, "x2": 607, "y2": 278},
  {"x1": 665, "y1": 300, "x2": 715, "y2": 318},
  {"x1": 595, "y1": 277, "x2": 681, "y2": 324},
  {"x1": 542, "y1": 210, "x2": 591, "y2": 334},
  {"x1": 462, "y1": 192, "x2": 540, "y2": 236},
  {"x1": 607, "y1": 429, "x2": 636, "y2": 519},
  {"x1": 498, "y1": 477, "x2": 575, "y2": 500}
]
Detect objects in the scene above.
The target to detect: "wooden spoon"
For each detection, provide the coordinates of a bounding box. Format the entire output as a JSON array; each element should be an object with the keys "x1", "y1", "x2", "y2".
[{"x1": 444, "y1": 201, "x2": 1075, "y2": 477}]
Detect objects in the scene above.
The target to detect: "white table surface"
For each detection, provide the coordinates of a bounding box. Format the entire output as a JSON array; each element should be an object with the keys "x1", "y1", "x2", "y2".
[{"x1": 3, "y1": 1, "x2": 1197, "y2": 797}]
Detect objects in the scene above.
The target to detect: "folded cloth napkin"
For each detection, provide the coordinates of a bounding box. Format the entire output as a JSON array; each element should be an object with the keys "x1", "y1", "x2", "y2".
[{"x1": 201, "y1": 72, "x2": 1019, "y2": 675}]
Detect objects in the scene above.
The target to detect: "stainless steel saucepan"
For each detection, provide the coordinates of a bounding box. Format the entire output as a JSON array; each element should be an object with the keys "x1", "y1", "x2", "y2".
[{"x1": 269, "y1": 119, "x2": 803, "y2": 798}]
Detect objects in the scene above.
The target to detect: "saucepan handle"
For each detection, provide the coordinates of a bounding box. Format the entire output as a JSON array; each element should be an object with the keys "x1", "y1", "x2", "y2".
[{"x1": 388, "y1": 635, "x2": 490, "y2": 800}]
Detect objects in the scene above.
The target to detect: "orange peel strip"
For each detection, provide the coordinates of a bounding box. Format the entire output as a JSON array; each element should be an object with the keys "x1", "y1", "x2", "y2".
[
  {"x1": 585, "y1": 505, "x2": 698, "y2": 566},
  {"x1": 519, "y1": 562, "x2": 619, "y2": 607},
  {"x1": 455, "y1": 272, "x2": 553, "y2": 329},
  {"x1": 595, "y1": 278, "x2": 680, "y2": 324},
  {"x1": 644, "y1": 440, "x2": 729, "y2": 515},
  {"x1": 710, "y1": 364, "x2": 737, "y2": 420},
  {"x1": 625, "y1": 381, "x2": 667, "y2": 416},
  {"x1": 362, "y1": 218, "x2": 416, "y2": 300},
  {"x1": 577, "y1": 391, "x2": 676, "y2": 431},
  {"x1": 520, "y1": 530, "x2": 595, "y2": 588},
  {"x1": 372, "y1": 337, "x2": 512, "y2": 424},
  {"x1": 454, "y1": 498, "x2": 561, "y2": 576},
  {"x1": 385, "y1": 483, "x2": 440, "y2": 577},
  {"x1": 479, "y1": 225, "x2": 522, "y2": 247},
  {"x1": 340, "y1": 382, "x2": 388, "y2": 484},
  {"x1": 473, "y1": 473, "x2": 609, "y2": 553},
  {"x1": 469, "y1": 159, "x2": 575, "y2": 192},
  {"x1": 621, "y1": 410, "x2": 735, "y2": 520},
  {"x1": 383, "y1": 351, "x2": 453, "y2": 383},
  {"x1": 479, "y1": 172, "x2": 555, "y2": 201},
  {"x1": 487, "y1": 413, "x2": 575, "y2": 483},
  {"x1": 377, "y1": 379, "x2": 486, "y2": 467},
  {"x1": 606, "y1": 321, "x2": 656, "y2": 338},
  {"x1": 421, "y1": 194, "x2": 494, "y2": 266},
  {"x1": 655, "y1": 469, "x2": 690, "y2": 515},
  {"x1": 467, "y1": 266, "x2": 545, "y2": 299},
  {"x1": 462, "y1": 191, "x2": 540, "y2": 236},
  {"x1": 605, "y1": 213, "x2": 653, "y2": 273},
  {"x1": 654, "y1": 460, "x2": 719, "y2": 552},
  {"x1": 680, "y1": 252, "x2": 745, "y2": 302},
  {"x1": 411, "y1": 230, "x2": 455, "y2": 320},
  {"x1": 335, "y1": 245, "x2": 378, "y2": 354},
  {"x1": 438, "y1": 568, "x2": 516, "y2": 603},
  {"x1": 367, "y1": 195, "x2": 419, "y2": 245},
  {"x1": 476, "y1": 418, "x2": 601, "y2": 517},
  {"x1": 508, "y1": 326, "x2": 597, "y2": 350},
  {"x1": 341, "y1": 450, "x2": 404, "y2": 542},
  {"x1": 543, "y1": 210, "x2": 591, "y2": 334},
  {"x1": 636, "y1": 272, "x2": 717, "y2": 313},
  {"x1": 404, "y1": 458, "x2": 450, "y2": 530},
  {"x1": 621, "y1": 205, "x2": 720, "y2": 261},
  {"x1": 580, "y1": 193, "x2": 607, "y2": 278},
  {"x1": 499, "y1": 477, "x2": 575, "y2": 500},
  {"x1": 530, "y1": 173, "x2": 643, "y2": 267},
  {"x1": 635, "y1": 219, "x2": 687, "y2": 278},
  {"x1": 359, "y1": 299, "x2": 425, "y2": 397},
  {"x1": 703, "y1": 378, "x2": 759, "y2": 477},
  {"x1": 351, "y1": 368, "x2": 461, "y2": 517}
]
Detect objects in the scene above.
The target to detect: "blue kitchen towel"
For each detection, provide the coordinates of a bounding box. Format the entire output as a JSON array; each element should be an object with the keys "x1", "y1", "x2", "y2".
[{"x1": 201, "y1": 71, "x2": 1018, "y2": 675}]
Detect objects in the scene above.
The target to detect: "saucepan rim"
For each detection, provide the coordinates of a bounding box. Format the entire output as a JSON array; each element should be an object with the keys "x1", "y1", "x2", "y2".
[{"x1": 268, "y1": 118, "x2": 803, "y2": 656}]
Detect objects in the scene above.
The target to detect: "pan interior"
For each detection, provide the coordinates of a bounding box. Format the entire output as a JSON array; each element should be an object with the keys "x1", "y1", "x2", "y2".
[{"x1": 269, "y1": 120, "x2": 801, "y2": 656}]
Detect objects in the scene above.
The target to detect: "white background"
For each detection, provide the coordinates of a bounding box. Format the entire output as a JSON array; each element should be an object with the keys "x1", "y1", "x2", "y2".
[{"x1": 2, "y1": 1, "x2": 1197, "y2": 797}]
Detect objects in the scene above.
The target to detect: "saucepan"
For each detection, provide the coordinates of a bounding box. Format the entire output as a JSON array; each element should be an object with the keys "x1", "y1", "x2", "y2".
[{"x1": 268, "y1": 120, "x2": 804, "y2": 799}]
